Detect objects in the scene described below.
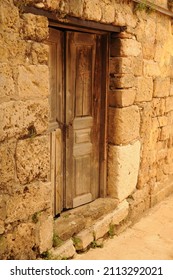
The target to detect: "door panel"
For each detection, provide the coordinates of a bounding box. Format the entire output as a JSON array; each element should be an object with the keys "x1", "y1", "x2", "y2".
[
  {"x1": 66, "y1": 31, "x2": 101, "y2": 208},
  {"x1": 48, "y1": 28, "x2": 107, "y2": 213}
]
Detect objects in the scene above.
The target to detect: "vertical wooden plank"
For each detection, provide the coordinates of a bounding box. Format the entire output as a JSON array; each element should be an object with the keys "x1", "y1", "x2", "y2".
[
  {"x1": 50, "y1": 131, "x2": 56, "y2": 215},
  {"x1": 48, "y1": 28, "x2": 64, "y2": 215}
]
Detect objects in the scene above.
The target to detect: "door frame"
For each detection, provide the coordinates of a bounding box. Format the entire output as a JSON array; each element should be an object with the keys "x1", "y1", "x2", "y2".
[{"x1": 48, "y1": 21, "x2": 109, "y2": 215}]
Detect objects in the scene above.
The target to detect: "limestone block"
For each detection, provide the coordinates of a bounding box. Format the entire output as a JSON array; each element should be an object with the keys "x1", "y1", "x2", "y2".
[
  {"x1": 108, "y1": 141, "x2": 141, "y2": 201},
  {"x1": 135, "y1": 18, "x2": 156, "y2": 60},
  {"x1": 69, "y1": 0, "x2": 84, "y2": 17},
  {"x1": 6, "y1": 223, "x2": 37, "y2": 260},
  {"x1": 135, "y1": 77, "x2": 153, "y2": 102},
  {"x1": 108, "y1": 106, "x2": 140, "y2": 145},
  {"x1": 109, "y1": 57, "x2": 133, "y2": 74},
  {"x1": 110, "y1": 74, "x2": 136, "y2": 89},
  {"x1": 16, "y1": 135, "x2": 50, "y2": 184},
  {"x1": 111, "y1": 200, "x2": 129, "y2": 225},
  {"x1": 93, "y1": 214, "x2": 112, "y2": 240},
  {"x1": 50, "y1": 239, "x2": 76, "y2": 259},
  {"x1": 0, "y1": 1, "x2": 19, "y2": 31},
  {"x1": 133, "y1": 56, "x2": 143, "y2": 76},
  {"x1": 6, "y1": 181, "x2": 52, "y2": 223},
  {"x1": 157, "y1": 116, "x2": 168, "y2": 127},
  {"x1": 38, "y1": 213, "x2": 53, "y2": 253},
  {"x1": 29, "y1": 42, "x2": 49, "y2": 65},
  {"x1": 0, "y1": 195, "x2": 7, "y2": 220},
  {"x1": 84, "y1": 0, "x2": 102, "y2": 21},
  {"x1": 143, "y1": 60, "x2": 161, "y2": 77},
  {"x1": 154, "y1": 77, "x2": 170, "y2": 97},
  {"x1": 165, "y1": 96, "x2": 173, "y2": 112},
  {"x1": 0, "y1": 234, "x2": 7, "y2": 258},
  {"x1": 159, "y1": 126, "x2": 171, "y2": 141},
  {"x1": 151, "y1": 175, "x2": 173, "y2": 206},
  {"x1": 101, "y1": 2, "x2": 115, "y2": 23},
  {"x1": 0, "y1": 220, "x2": 5, "y2": 234},
  {"x1": 170, "y1": 83, "x2": 173, "y2": 96},
  {"x1": 18, "y1": 65, "x2": 49, "y2": 99},
  {"x1": 152, "y1": 98, "x2": 166, "y2": 117},
  {"x1": 109, "y1": 89, "x2": 136, "y2": 108},
  {"x1": 0, "y1": 99, "x2": 49, "y2": 141},
  {"x1": 0, "y1": 63, "x2": 15, "y2": 99},
  {"x1": 73, "y1": 229, "x2": 94, "y2": 251},
  {"x1": 0, "y1": 140, "x2": 16, "y2": 187},
  {"x1": 22, "y1": 14, "x2": 48, "y2": 41},
  {"x1": 110, "y1": 38, "x2": 142, "y2": 57}
]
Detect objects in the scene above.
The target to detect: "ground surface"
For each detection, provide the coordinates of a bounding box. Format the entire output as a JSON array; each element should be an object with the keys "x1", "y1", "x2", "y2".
[{"x1": 74, "y1": 194, "x2": 173, "y2": 260}]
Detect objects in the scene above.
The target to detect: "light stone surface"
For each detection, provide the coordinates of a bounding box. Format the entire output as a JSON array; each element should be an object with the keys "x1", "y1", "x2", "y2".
[
  {"x1": 16, "y1": 135, "x2": 50, "y2": 184},
  {"x1": 154, "y1": 77, "x2": 170, "y2": 97},
  {"x1": 109, "y1": 89, "x2": 136, "y2": 108},
  {"x1": 18, "y1": 65, "x2": 49, "y2": 99},
  {"x1": 108, "y1": 141, "x2": 141, "y2": 201},
  {"x1": 0, "y1": 99, "x2": 49, "y2": 141},
  {"x1": 108, "y1": 106, "x2": 140, "y2": 145},
  {"x1": 74, "y1": 229, "x2": 94, "y2": 250},
  {"x1": 50, "y1": 239, "x2": 76, "y2": 259},
  {"x1": 38, "y1": 212, "x2": 53, "y2": 253},
  {"x1": 135, "y1": 76, "x2": 153, "y2": 102},
  {"x1": 6, "y1": 182, "x2": 52, "y2": 223}
]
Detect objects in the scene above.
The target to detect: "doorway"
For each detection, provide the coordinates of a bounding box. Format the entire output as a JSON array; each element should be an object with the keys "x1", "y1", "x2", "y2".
[{"x1": 48, "y1": 27, "x2": 108, "y2": 215}]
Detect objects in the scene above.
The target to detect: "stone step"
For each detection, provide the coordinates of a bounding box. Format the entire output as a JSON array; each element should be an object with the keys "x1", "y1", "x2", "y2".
[{"x1": 49, "y1": 199, "x2": 129, "y2": 260}]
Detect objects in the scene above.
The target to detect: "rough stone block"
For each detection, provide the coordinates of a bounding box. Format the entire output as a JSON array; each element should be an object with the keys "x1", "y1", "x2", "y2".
[
  {"x1": 133, "y1": 56, "x2": 143, "y2": 76},
  {"x1": 135, "y1": 77, "x2": 153, "y2": 102},
  {"x1": 101, "y1": 2, "x2": 115, "y2": 23},
  {"x1": 73, "y1": 229, "x2": 94, "y2": 251},
  {"x1": 0, "y1": 139, "x2": 16, "y2": 187},
  {"x1": 152, "y1": 98, "x2": 166, "y2": 117},
  {"x1": 22, "y1": 14, "x2": 48, "y2": 41},
  {"x1": 6, "y1": 223, "x2": 37, "y2": 260},
  {"x1": 50, "y1": 239, "x2": 76, "y2": 259},
  {"x1": 165, "y1": 96, "x2": 173, "y2": 112},
  {"x1": 18, "y1": 65, "x2": 49, "y2": 99},
  {"x1": 151, "y1": 175, "x2": 173, "y2": 206},
  {"x1": 111, "y1": 200, "x2": 129, "y2": 225},
  {"x1": 30, "y1": 42, "x2": 49, "y2": 65},
  {"x1": 0, "y1": 63, "x2": 15, "y2": 100},
  {"x1": 111, "y1": 38, "x2": 142, "y2": 57},
  {"x1": 0, "y1": 220, "x2": 5, "y2": 234},
  {"x1": 109, "y1": 89, "x2": 136, "y2": 108},
  {"x1": 6, "y1": 181, "x2": 52, "y2": 223},
  {"x1": 0, "y1": 99, "x2": 49, "y2": 141},
  {"x1": 157, "y1": 116, "x2": 168, "y2": 127},
  {"x1": 38, "y1": 213, "x2": 53, "y2": 253},
  {"x1": 69, "y1": 0, "x2": 84, "y2": 17},
  {"x1": 108, "y1": 106, "x2": 140, "y2": 145},
  {"x1": 16, "y1": 135, "x2": 50, "y2": 184},
  {"x1": 84, "y1": 0, "x2": 102, "y2": 21},
  {"x1": 93, "y1": 214, "x2": 112, "y2": 240},
  {"x1": 108, "y1": 141, "x2": 141, "y2": 201},
  {"x1": 154, "y1": 77, "x2": 170, "y2": 97},
  {"x1": 0, "y1": 195, "x2": 7, "y2": 220},
  {"x1": 143, "y1": 60, "x2": 160, "y2": 77},
  {"x1": 110, "y1": 74, "x2": 136, "y2": 89},
  {"x1": 109, "y1": 57, "x2": 133, "y2": 74}
]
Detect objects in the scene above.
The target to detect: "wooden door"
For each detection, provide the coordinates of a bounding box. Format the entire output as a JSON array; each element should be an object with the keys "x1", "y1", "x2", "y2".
[
  {"x1": 65, "y1": 31, "x2": 102, "y2": 208},
  {"x1": 48, "y1": 28, "x2": 107, "y2": 213}
]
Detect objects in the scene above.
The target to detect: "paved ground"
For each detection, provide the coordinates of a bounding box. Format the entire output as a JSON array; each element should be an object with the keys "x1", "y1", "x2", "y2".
[{"x1": 74, "y1": 194, "x2": 173, "y2": 260}]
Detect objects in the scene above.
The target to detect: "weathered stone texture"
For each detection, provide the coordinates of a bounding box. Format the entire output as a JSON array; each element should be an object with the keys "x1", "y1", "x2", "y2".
[
  {"x1": 16, "y1": 136, "x2": 50, "y2": 184},
  {"x1": 6, "y1": 182, "x2": 52, "y2": 223},
  {"x1": 21, "y1": 14, "x2": 48, "y2": 41},
  {"x1": 108, "y1": 141, "x2": 141, "y2": 201},
  {"x1": 135, "y1": 76, "x2": 153, "y2": 102},
  {"x1": 0, "y1": 64, "x2": 15, "y2": 101},
  {"x1": 0, "y1": 100, "x2": 49, "y2": 141},
  {"x1": 18, "y1": 65, "x2": 49, "y2": 99},
  {"x1": 38, "y1": 212, "x2": 53, "y2": 253},
  {"x1": 154, "y1": 77, "x2": 170, "y2": 97},
  {"x1": 109, "y1": 89, "x2": 136, "y2": 108},
  {"x1": 111, "y1": 38, "x2": 142, "y2": 57},
  {"x1": 0, "y1": 140, "x2": 16, "y2": 188},
  {"x1": 108, "y1": 106, "x2": 140, "y2": 145}
]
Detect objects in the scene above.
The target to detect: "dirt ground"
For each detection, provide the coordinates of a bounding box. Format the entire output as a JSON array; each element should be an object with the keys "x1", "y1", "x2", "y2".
[{"x1": 74, "y1": 194, "x2": 173, "y2": 260}]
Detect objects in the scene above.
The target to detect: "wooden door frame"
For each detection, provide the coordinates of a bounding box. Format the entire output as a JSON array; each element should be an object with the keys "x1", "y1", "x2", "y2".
[{"x1": 49, "y1": 22, "x2": 109, "y2": 213}]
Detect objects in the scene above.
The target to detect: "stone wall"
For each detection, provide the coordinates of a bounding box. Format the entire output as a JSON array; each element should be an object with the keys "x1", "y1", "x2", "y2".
[{"x1": 0, "y1": 0, "x2": 173, "y2": 259}]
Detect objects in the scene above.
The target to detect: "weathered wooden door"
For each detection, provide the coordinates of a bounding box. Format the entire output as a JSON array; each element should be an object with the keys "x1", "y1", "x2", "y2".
[{"x1": 48, "y1": 28, "x2": 107, "y2": 214}]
